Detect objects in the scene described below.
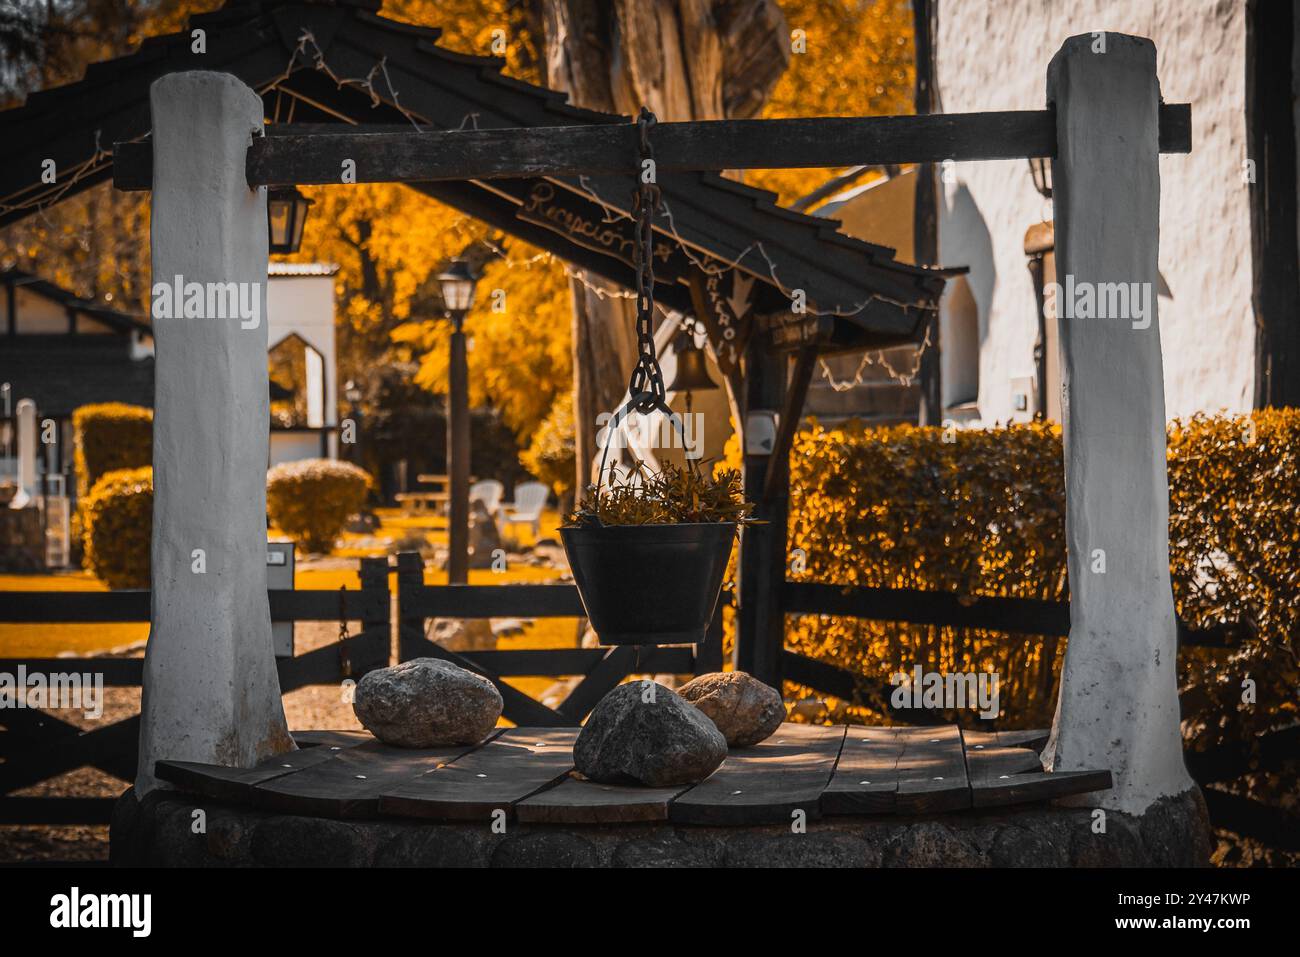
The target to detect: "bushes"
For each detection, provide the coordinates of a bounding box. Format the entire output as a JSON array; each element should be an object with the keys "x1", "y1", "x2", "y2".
[
  {"x1": 785, "y1": 421, "x2": 1067, "y2": 728},
  {"x1": 521, "y1": 397, "x2": 575, "y2": 505},
  {"x1": 73, "y1": 403, "x2": 152, "y2": 501},
  {"x1": 781, "y1": 412, "x2": 1300, "y2": 754},
  {"x1": 79, "y1": 457, "x2": 377, "y2": 585},
  {"x1": 81, "y1": 467, "x2": 152, "y2": 589},
  {"x1": 266, "y1": 458, "x2": 372, "y2": 553}
]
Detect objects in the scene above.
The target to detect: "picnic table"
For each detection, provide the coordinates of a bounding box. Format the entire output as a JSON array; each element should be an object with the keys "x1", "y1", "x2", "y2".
[
  {"x1": 155, "y1": 723, "x2": 1111, "y2": 825},
  {"x1": 394, "y1": 473, "x2": 475, "y2": 514}
]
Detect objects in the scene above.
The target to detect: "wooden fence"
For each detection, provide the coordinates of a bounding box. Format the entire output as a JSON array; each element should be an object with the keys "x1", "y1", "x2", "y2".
[
  {"x1": 394, "y1": 552, "x2": 724, "y2": 728},
  {"x1": 0, "y1": 557, "x2": 390, "y2": 825},
  {"x1": 1, "y1": 560, "x2": 1293, "y2": 850},
  {"x1": 779, "y1": 580, "x2": 1300, "y2": 851}
]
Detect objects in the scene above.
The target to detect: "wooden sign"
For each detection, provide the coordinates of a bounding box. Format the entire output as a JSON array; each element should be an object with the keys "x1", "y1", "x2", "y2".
[
  {"x1": 757, "y1": 310, "x2": 833, "y2": 352},
  {"x1": 687, "y1": 264, "x2": 756, "y2": 375},
  {"x1": 516, "y1": 180, "x2": 683, "y2": 273}
]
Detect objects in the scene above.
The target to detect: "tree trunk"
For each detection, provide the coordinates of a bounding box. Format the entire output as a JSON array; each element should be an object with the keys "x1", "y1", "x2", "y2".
[{"x1": 542, "y1": 0, "x2": 788, "y2": 491}]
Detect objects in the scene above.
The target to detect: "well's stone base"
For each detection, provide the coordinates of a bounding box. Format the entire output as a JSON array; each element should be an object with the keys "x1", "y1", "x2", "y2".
[{"x1": 109, "y1": 787, "x2": 1211, "y2": 867}]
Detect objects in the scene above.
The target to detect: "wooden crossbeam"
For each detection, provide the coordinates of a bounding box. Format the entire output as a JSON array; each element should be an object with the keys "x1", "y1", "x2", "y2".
[{"x1": 111, "y1": 105, "x2": 1193, "y2": 191}]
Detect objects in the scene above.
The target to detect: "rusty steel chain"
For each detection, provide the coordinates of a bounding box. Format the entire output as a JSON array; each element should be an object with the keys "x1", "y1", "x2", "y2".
[
  {"x1": 626, "y1": 107, "x2": 665, "y2": 415},
  {"x1": 337, "y1": 584, "x2": 352, "y2": 679}
]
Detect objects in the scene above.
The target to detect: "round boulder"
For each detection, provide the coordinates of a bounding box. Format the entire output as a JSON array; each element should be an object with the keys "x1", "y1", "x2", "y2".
[
  {"x1": 678, "y1": 671, "x2": 784, "y2": 747},
  {"x1": 575, "y1": 680, "x2": 727, "y2": 786},
  {"x1": 353, "y1": 658, "x2": 502, "y2": 747}
]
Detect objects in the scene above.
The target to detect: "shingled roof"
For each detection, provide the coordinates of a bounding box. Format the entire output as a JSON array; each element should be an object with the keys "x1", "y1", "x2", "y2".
[{"x1": 0, "y1": 0, "x2": 948, "y2": 349}]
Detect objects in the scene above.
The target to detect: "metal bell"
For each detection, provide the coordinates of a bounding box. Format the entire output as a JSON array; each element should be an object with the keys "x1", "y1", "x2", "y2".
[{"x1": 666, "y1": 331, "x2": 718, "y2": 394}]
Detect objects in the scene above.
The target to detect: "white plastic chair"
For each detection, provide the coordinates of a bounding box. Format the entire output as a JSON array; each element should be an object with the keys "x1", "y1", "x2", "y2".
[
  {"x1": 500, "y1": 481, "x2": 549, "y2": 539},
  {"x1": 469, "y1": 479, "x2": 504, "y2": 516}
]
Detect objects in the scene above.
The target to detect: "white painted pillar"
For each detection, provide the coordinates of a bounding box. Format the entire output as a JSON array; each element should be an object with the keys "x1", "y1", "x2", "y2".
[
  {"x1": 136, "y1": 72, "x2": 292, "y2": 795},
  {"x1": 1044, "y1": 34, "x2": 1194, "y2": 814},
  {"x1": 10, "y1": 398, "x2": 36, "y2": 508}
]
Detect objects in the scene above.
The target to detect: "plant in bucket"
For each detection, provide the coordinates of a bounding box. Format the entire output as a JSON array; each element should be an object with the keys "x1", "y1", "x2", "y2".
[
  {"x1": 560, "y1": 107, "x2": 754, "y2": 645},
  {"x1": 562, "y1": 458, "x2": 752, "y2": 645}
]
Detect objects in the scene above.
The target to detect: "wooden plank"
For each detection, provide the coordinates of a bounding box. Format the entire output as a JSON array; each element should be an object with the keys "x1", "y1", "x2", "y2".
[
  {"x1": 515, "y1": 776, "x2": 690, "y2": 825},
  {"x1": 379, "y1": 727, "x2": 578, "y2": 821},
  {"x1": 402, "y1": 583, "x2": 585, "y2": 619},
  {"x1": 821, "y1": 725, "x2": 906, "y2": 815},
  {"x1": 0, "y1": 657, "x2": 144, "y2": 686},
  {"x1": 964, "y1": 736, "x2": 1044, "y2": 786},
  {"x1": 669, "y1": 723, "x2": 846, "y2": 826},
  {"x1": 557, "y1": 647, "x2": 639, "y2": 722},
  {"x1": 783, "y1": 581, "x2": 1071, "y2": 636},
  {"x1": 291, "y1": 730, "x2": 373, "y2": 749},
  {"x1": 277, "y1": 629, "x2": 388, "y2": 691},
  {"x1": 406, "y1": 640, "x2": 573, "y2": 728},
  {"x1": 0, "y1": 588, "x2": 387, "y2": 623},
  {"x1": 963, "y1": 727, "x2": 1111, "y2": 808},
  {"x1": 0, "y1": 590, "x2": 150, "y2": 622},
  {"x1": 251, "y1": 734, "x2": 500, "y2": 818},
  {"x1": 962, "y1": 728, "x2": 1050, "y2": 753},
  {"x1": 894, "y1": 725, "x2": 971, "y2": 814},
  {"x1": 0, "y1": 715, "x2": 139, "y2": 792},
  {"x1": 969, "y1": 769, "x2": 1112, "y2": 809},
  {"x1": 113, "y1": 106, "x2": 1193, "y2": 190},
  {"x1": 457, "y1": 646, "x2": 695, "y2": 677},
  {"x1": 155, "y1": 744, "x2": 356, "y2": 804},
  {"x1": 0, "y1": 708, "x2": 136, "y2": 783},
  {"x1": 762, "y1": 344, "x2": 819, "y2": 503}
]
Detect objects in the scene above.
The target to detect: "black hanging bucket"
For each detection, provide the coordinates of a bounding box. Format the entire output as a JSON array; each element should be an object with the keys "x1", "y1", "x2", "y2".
[{"x1": 561, "y1": 521, "x2": 736, "y2": 645}]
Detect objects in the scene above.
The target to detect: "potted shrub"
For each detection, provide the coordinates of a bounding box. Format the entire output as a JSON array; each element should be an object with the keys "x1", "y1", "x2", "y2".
[{"x1": 561, "y1": 460, "x2": 753, "y2": 645}]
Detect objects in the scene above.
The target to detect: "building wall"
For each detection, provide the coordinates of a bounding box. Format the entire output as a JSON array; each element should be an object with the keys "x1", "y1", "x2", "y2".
[
  {"x1": 935, "y1": 0, "x2": 1253, "y2": 423},
  {"x1": 267, "y1": 272, "x2": 338, "y2": 456}
]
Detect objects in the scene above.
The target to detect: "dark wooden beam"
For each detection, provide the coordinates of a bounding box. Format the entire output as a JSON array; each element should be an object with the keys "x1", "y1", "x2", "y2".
[
  {"x1": 762, "y1": 345, "x2": 818, "y2": 503},
  {"x1": 112, "y1": 104, "x2": 1193, "y2": 190},
  {"x1": 735, "y1": 342, "x2": 790, "y2": 689},
  {"x1": 1247, "y1": 0, "x2": 1300, "y2": 407}
]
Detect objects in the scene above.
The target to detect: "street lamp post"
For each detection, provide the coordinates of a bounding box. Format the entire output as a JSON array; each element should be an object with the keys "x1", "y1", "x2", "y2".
[{"x1": 437, "y1": 259, "x2": 478, "y2": 585}]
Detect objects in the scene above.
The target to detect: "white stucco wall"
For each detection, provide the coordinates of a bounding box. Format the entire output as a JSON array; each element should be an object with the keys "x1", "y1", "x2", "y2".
[
  {"x1": 936, "y1": 0, "x2": 1253, "y2": 423},
  {"x1": 267, "y1": 270, "x2": 338, "y2": 429}
]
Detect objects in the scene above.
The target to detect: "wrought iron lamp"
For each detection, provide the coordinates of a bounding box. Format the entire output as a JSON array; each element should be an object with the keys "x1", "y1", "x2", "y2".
[
  {"x1": 1027, "y1": 156, "x2": 1053, "y2": 198},
  {"x1": 266, "y1": 185, "x2": 313, "y2": 255}
]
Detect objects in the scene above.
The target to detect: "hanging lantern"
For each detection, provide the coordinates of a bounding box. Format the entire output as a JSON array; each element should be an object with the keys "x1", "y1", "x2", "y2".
[
  {"x1": 266, "y1": 186, "x2": 313, "y2": 255},
  {"x1": 1027, "y1": 156, "x2": 1053, "y2": 198},
  {"x1": 666, "y1": 330, "x2": 718, "y2": 395}
]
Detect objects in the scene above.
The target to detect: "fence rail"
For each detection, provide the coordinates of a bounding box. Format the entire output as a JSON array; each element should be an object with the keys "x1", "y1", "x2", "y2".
[
  {"x1": 393, "y1": 552, "x2": 724, "y2": 728},
  {"x1": 1, "y1": 561, "x2": 1290, "y2": 848},
  {"x1": 779, "y1": 579, "x2": 1296, "y2": 850},
  {"x1": 0, "y1": 556, "x2": 391, "y2": 825}
]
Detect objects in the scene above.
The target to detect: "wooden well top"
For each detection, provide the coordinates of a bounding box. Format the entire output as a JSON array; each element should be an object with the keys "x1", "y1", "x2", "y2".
[{"x1": 155, "y1": 723, "x2": 1111, "y2": 826}]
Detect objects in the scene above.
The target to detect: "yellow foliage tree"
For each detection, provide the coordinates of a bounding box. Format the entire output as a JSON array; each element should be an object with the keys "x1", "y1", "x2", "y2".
[{"x1": 751, "y1": 0, "x2": 915, "y2": 205}]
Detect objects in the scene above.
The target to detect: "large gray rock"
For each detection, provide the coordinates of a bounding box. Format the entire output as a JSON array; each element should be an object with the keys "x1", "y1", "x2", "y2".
[
  {"x1": 353, "y1": 658, "x2": 502, "y2": 747},
  {"x1": 678, "y1": 671, "x2": 785, "y2": 748},
  {"x1": 574, "y1": 681, "x2": 726, "y2": 786}
]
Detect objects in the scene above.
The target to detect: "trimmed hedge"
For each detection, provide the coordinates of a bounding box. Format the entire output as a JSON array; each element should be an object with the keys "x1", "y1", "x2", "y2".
[
  {"x1": 780, "y1": 412, "x2": 1300, "y2": 760},
  {"x1": 81, "y1": 466, "x2": 152, "y2": 589},
  {"x1": 73, "y1": 403, "x2": 153, "y2": 501},
  {"x1": 267, "y1": 458, "x2": 372, "y2": 553}
]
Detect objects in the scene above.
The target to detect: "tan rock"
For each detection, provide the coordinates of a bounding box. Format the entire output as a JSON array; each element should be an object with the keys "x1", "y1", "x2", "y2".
[{"x1": 678, "y1": 671, "x2": 784, "y2": 748}]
